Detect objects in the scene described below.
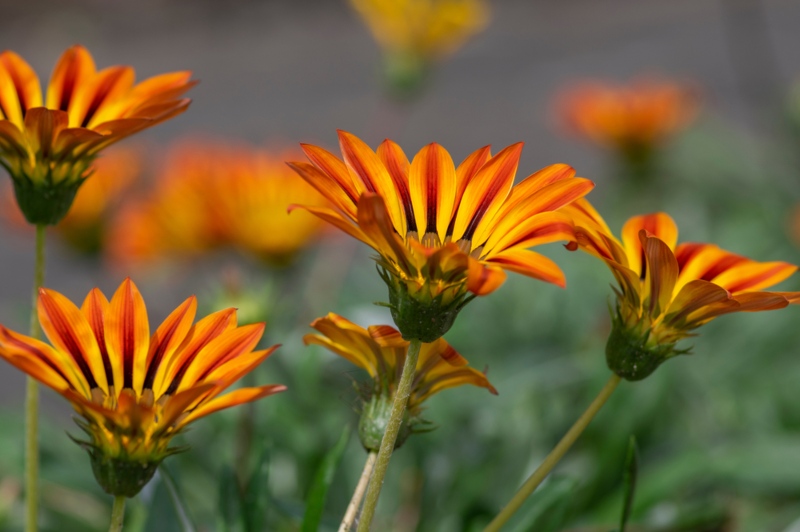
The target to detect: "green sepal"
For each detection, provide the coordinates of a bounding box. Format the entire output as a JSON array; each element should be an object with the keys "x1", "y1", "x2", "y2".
[
  {"x1": 11, "y1": 174, "x2": 85, "y2": 225},
  {"x1": 358, "y1": 394, "x2": 412, "y2": 452}
]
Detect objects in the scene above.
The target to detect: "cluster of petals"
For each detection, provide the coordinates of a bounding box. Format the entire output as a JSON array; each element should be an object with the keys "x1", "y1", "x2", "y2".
[
  {"x1": 0, "y1": 45, "x2": 194, "y2": 184},
  {"x1": 0, "y1": 279, "x2": 284, "y2": 460},
  {"x1": 108, "y1": 140, "x2": 330, "y2": 266},
  {"x1": 304, "y1": 313, "x2": 496, "y2": 411},
  {"x1": 349, "y1": 0, "x2": 489, "y2": 60},
  {"x1": 289, "y1": 130, "x2": 594, "y2": 298},
  {"x1": 555, "y1": 78, "x2": 698, "y2": 150},
  {"x1": 566, "y1": 200, "x2": 800, "y2": 344}
]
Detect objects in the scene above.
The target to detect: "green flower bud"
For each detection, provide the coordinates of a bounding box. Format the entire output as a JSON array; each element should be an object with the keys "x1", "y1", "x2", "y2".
[
  {"x1": 605, "y1": 309, "x2": 685, "y2": 381},
  {"x1": 358, "y1": 394, "x2": 413, "y2": 452}
]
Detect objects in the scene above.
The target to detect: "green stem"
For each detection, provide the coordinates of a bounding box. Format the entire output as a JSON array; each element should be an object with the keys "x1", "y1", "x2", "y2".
[
  {"x1": 356, "y1": 338, "x2": 422, "y2": 532},
  {"x1": 25, "y1": 224, "x2": 45, "y2": 532},
  {"x1": 108, "y1": 495, "x2": 126, "y2": 532},
  {"x1": 339, "y1": 451, "x2": 378, "y2": 532},
  {"x1": 484, "y1": 373, "x2": 622, "y2": 532}
]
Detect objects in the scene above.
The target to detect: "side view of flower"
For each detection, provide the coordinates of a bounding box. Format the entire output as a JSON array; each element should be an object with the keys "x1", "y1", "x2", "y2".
[
  {"x1": 0, "y1": 45, "x2": 195, "y2": 225},
  {"x1": 566, "y1": 199, "x2": 800, "y2": 380},
  {"x1": 0, "y1": 278, "x2": 285, "y2": 499},
  {"x1": 290, "y1": 130, "x2": 594, "y2": 342}
]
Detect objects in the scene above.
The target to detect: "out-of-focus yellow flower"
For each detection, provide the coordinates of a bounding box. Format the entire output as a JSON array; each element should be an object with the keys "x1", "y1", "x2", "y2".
[
  {"x1": 349, "y1": 0, "x2": 489, "y2": 95},
  {"x1": 566, "y1": 199, "x2": 800, "y2": 380},
  {"x1": 555, "y1": 78, "x2": 698, "y2": 152},
  {"x1": 289, "y1": 130, "x2": 594, "y2": 341},
  {"x1": 0, "y1": 45, "x2": 194, "y2": 224},
  {"x1": 304, "y1": 312, "x2": 495, "y2": 450},
  {"x1": 0, "y1": 278, "x2": 285, "y2": 496},
  {"x1": 2, "y1": 147, "x2": 142, "y2": 254},
  {"x1": 108, "y1": 140, "x2": 329, "y2": 267}
]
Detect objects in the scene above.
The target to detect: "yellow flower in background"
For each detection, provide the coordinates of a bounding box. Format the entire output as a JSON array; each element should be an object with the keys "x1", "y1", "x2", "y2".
[
  {"x1": 0, "y1": 45, "x2": 195, "y2": 224},
  {"x1": 349, "y1": 0, "x2": 489, "y2": 95},
  {"x1": 0, "y1": 278, "x2": 285, "y2": 496},
  {"x1": 289, "y1": 130, "x2": 594, "y2": 341},
  {"x1": 304, "y1": 312, "x2": 496, "y2": 450},
  {"x1": 566, "y1": 199, "x2": 800, "y2": 380},
  {"x1": 2, "y1": 147, "x2": 142, "y2": 254},
  {"x1": 555, "y1": 78, "x2": 699, "y2": 152},
  {"x1": 107, "y1": 140, "x2": 329, "y2": 267}
]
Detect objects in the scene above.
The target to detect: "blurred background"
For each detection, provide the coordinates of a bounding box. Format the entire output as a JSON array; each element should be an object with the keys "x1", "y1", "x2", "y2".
[{"x1": 3, "y1": 0, "x2": 800, "y2": 530}]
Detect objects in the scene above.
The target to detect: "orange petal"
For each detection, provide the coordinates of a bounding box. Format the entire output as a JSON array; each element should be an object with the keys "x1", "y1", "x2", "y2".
[
  {"x1": 482, "y1": 211, "x2": 576, "y2": 258},
  {"x1": 466, "y1": 258, "x2": 508, "y2": 295},
  {"x1": 420, "y1": 338, "x2": 468, "y2": 367},
  {"x1": 45, "y1": 45, "x2": 96, "y2": 125},
  {"x1": 484, "y1": 248, "x2": 565, "y2": 288},
  {"x1": 731, "y1": 291, "x2": 790, "y2": 312},
  {"x1": 179, "y1": 384, "x2": 286, "y2": 427},
  {"x1": 38, "y1": 288, "x2": 108, "y2": 394},
  {"x1": 621, "y1": 213, "x2": 678, "y2": 277},
  {"x1": 289, "y1": 203, "x2": 372, "y2": 247},
  {"x1": 80, "y1": 288, "x2": 117, "y2": 390},
  {"x1": 711, "y1": 260, "x2": 797, "y2": 294},
  {"x1": 640, "y1": 232, "x2": 679, "y2": 317},
  {"x1": 301, "y1": 143, "x2": 363, "y2": 207},
  {"x1": 306, "y1": 313, "x2": 381, "y2": 376},
  {"x1": 0, "y1": 120, "x2": 27, "y2": 154},
  {"x1": 142, "y1": 296, "x2": 197, "y2": 390},
  {"x1": 203, "y1": 346, "x2": 279, "y2": 390},
  {"x1": 368, "y1": 324, "x2": 406, "y2": 348},
  {"x1": 287, "y1": 161, "x2": 358, "y2": 219},
  {"x1": 492, "y1": 164, "x2": 577, "y2": 223},
  {"x1": 105, "y1": 278, "x2": 150, "y2": 394},
  {"x1": 377, "y1": 139, "x2": 415, "y2": 232},
  {"x1": 450, "y1": 145, "x2": 491, "y2": 232},
  {"x1": 157, "y1": 382, "x2": 217, "y2": 431},
  {"x1": 23, "y1": 108, "x2": 69, "y2": 160},
  {"x1": 664, "y1": 279, "x2": 734, "y2": 329},
  {"x1": 0, "y1": 51, "x2": 43, "y2": 127},
  {"x1": 74, "y1": 66, "x2": 135, "y2": 128},
  {"x1": 338, "y1": 130, "x2": 406, "y2": 234},
  {"x1": 450, "y1": 143, "x2": 522, "y2": 242},
  {"x1": 409, "y1": 143, "x2": 457, "y2": 242},
  {"x1": 357, "y1": 193, "x2": 416, "y2": 275}
]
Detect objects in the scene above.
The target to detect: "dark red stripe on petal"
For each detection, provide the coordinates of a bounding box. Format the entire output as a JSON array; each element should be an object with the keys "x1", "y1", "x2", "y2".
[
  {"x1": 87, "y1": 294, "x2": 113, "y2": 388},
  {"x1": 142, "y1": 304, "x2": 191, "y2": 391},
  {"x1": 165, "y1": 313, "x2": 234, "y2": 395},
  {"x1": 425, "y1": 151, "x2": 439, "y2": 234},
  {"x1": 462, "y1": 156, "x2": 518, "y2": 241},
  {"x1": 1, "y1": 330, "x2": 71, "y2": 387},
  {"x1": 121, "y1": 285, "x2": 135, "y2": 389},
  {"x1": 39, "y1": 296, "x2": 98, "y2": 389},
  {"x1": 81, "y1": 69, "x2": 126, "y2": 127}
]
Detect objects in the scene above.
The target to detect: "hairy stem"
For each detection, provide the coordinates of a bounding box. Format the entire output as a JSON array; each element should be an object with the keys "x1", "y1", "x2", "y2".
[
  {"x1": 108, "y1": 496, "x2": 126, "y2": 532},
  {"x1": 339, "y1": 451, "x2": 378, "y2": 532}
]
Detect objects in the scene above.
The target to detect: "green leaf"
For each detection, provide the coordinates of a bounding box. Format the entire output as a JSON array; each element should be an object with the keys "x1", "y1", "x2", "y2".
[
  {"x1": 159, "y1": 464, "x2": 198, "y2": 532},
  {"x1": 301, "y1": 425, "x2": 351, "y2": 532},
  {"x1": 619, "y1": 435, "x2": 639, "y2": 532},
  {"x1": 218, "y1": 465, "x2": 245, "y2": 532},
  {"x1": 243, "y1": 442, "x2": 271, "y2": 532}
]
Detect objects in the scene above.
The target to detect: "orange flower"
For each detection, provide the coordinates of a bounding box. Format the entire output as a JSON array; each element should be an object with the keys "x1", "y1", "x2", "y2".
[
  {"x1": 0, "y1": 278, "x2": 284, "y2": 496},
  {"x1": 566, "y1": 200, "x2": 800, "y2": 380},
  {"x1": 2, "y1": 146, "x2": 142, "y2": 254},
  {"x1": 304, "y1": 312, "x2": 495, "y2": 449},
  {"x1": 289, "y1": 130, "x2": 594, "y2": 340},
  {"x1": 556, "y1": 78, "x2": 698, "y2": 152},
  {"x1": 0, "y1": 45, "x2": 194, "y2": 224},
  {"x1": 108, "y1": 140, "x2": 328, "y2": 267}
]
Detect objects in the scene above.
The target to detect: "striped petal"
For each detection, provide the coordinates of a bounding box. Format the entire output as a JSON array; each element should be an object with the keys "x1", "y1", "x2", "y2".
[
  {"x1": 306, "y1": 313, "x2": 381, "y2": 376},
  {"x1": 81, "y1": 288, "x2": 117, "y2": 391},
  {"x1": 301, "y1": 143, "x2": 364, "y2": 209},
  {"x1": 664, "y1": 279, "x2": 735, "y2": 329},
  {"x1": 485, "y1": 248, "x2": 566, "y2": 288},
  {"x1": 409, "y1": 143, "x2": 457, "y2": 243},
  {"x1": 357, "y1": 193, "x2": 416, "y2": 275},
  {"x1": 621, "y1": 213, "x2": 678, "y2": 277},
  {"x1": 420, "y1": 337, "x2": 468, "y2": 367},
  {"x1": 640, "y1": 232, "x2": 679, "y2": 317},
  {"x1": 24, "y1": 108, "x2": 69, "y2": 160},
  {"x1": 492, "y1": 164, "x2": 577, "y2": 223},
  {"x1": 38, "y1": 288, "x2": 108, "y2": 394},
  {"x1": 105, "y1": 278, "x2": 150, "y2": 394},
  {"x1": 287, "y1": 161, "x2": 359, "y2": 220},
  {"x1": 450, "y1": 143, "x2": 522, "y2": 243},
  {"x1": 73, "y1": 66, "x2": 135, "y2": 128},
  {"x1": 288, "y1": 203, "x2": 371, "y2": 246},
  {"x1": 338, "y1": 130, "x2": 406, "y2": 234},
  {"x1": 711, "y1": 260, "x2": 797, "y2": 294},
  {"x1": 482, "y1": 211, "x2": 576, "y2": 258},
  {"x1": 45, "y1": 45, "x2": 97, "y2": 125},
  {"x1": 377, "y1": 139, "x2": 415, "y2": 233},
  {"x1": 450, "y1": 145, "x2": 491, "y2": 231},
  {"x1": 142, "y1": 296, "x2": 197, "y2": 390},
  {"x1": 179, "y1": 384, "x2": 286, "y2": 427},
  {"x1": 0, "y1": 51, "x2": 43, "y2": 127}
]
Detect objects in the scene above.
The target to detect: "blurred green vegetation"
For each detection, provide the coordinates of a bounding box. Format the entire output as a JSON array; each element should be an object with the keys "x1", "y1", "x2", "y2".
[{"x1": 2, "y1": 103, "x2": 800, "y2": 532}]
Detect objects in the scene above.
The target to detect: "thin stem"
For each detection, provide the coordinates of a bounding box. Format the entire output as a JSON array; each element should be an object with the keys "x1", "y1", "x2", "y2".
[
  {"x1": 108, "y1": 496, "x2": 126, "y2": 532},
  {"x1": 339, "y1": 451, "x2": 378, "y2": 532},
  {"x1": 25, "y1": 224, "x2": 45, "y2": 532},
  {"x1": 484, "y1": 373, "x2": 622, "y2": 532},
  {"x1": 356, "y1": 338, "x2": 422, "y2": 532}
]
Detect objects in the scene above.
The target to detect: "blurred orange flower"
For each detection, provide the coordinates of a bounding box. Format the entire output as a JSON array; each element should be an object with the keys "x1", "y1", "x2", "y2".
[
  {"x1": 555, "y1": 78, "x2": 698, "y2": 152},
  {"x1": 566, "y1": 199, "x2": 800, "y2": 379},
  {"x1": 2, "y1": 147, "x2": 142, "y2": 254},
  {"x1": 0, "y1": 278, "x2": 284, "y2": 496},
  {"x1": 289, "y1": 130, "x2": 593, "y2": 340},
  {"x1": 0, "y1": 45, "x2": 194, "y2": 224},
  {"x1": 108, "y1": 140, "x2": 329, "y2": 267}
]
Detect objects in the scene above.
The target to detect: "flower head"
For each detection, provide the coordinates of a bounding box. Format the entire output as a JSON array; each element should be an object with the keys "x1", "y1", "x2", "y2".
[
  {"x1": 0, "y1": 279, "x2": 284, "y2": 496},
  {"x1": 2, "y1": 146, "x2": 142, "y2": 254},
  {"x1": 289, "y1": 130, "x2": 594, "y2": 341},
  {"x1": 567, "y1": 200, "x2": 800, "y2": 380},
  {"x1": 304, "y1": 313, "x2": 496, "y2": 450},
  {"x1": 108, "y1": 140, "x2": 328, "y2": 267},
  {"x1": 349, "y1": 0, "x2": 489, "y2": 95},
  {"x1": 0, "y1": 45, "x2": 194, "y2": 224}
]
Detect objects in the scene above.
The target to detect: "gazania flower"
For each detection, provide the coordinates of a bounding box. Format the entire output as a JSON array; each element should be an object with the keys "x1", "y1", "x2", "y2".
[
  {"x1": 108, "y1": 140, "x2": 328, "y2": 267},
  {"x1": 0, "y1": 278, "x2": 285, "y2": 496},
  {"x1": 0, "y1": 45, "x2": 194, "y2": 225},
  {"x1": 556, "y1": 78, "x2": 698, "y2": 152},
  {"x1": 349, "y1": 0, "x2": 489, "y2": 94},
  {"x1": 566, "y1": 200, "x2": 800, "y2": 380},
  {"x1": 304, "y1": 312, "x2": 496, "y2": 450},
  {"x1": 2, "y1": 146, "x2": 142, "y2": 254},
  {"x1": 289, "y1": 130, "x2": 594, "y2": 341}
]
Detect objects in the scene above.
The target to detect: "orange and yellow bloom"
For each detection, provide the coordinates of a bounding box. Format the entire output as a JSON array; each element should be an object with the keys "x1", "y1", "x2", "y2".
[
  {"x1": 0, "y1": 45, "x2": 194, "y2": 224},
  {"x1": 555, "y1": 78, "x2": 698, "y2": 152},
  {"x1": 108, "y1": 140, "x2": 329, "y2": 267},
  {"x1": 304, "y1": 313, "x2": 496, "y2": 450},
  {"x1": 289, "y1": 130, "x2": 594, "y2": 340},
  {"x1": 567, "y1": 200, "x2": 800, "y2": 380},
  {"x1": 0, "y1": 279, "x2": 285, "y2": 496}
]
